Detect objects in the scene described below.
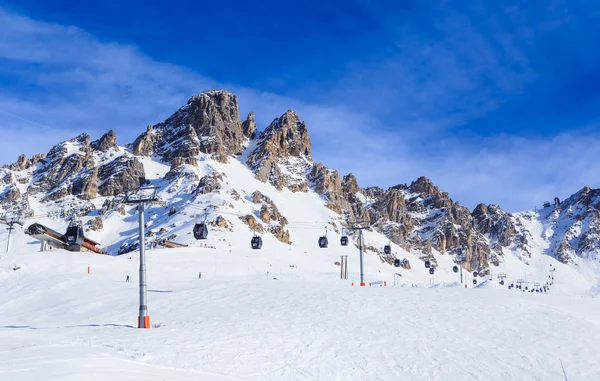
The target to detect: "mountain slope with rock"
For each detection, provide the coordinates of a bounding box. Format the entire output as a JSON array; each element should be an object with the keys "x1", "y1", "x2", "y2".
[{"x1": 0, "y1": 89, "x2": 598, "y2": 289}]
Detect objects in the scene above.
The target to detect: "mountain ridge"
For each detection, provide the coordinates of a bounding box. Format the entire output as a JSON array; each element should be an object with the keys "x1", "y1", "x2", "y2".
[{"x1": 1, "y1": 89, "x2": 599, "y2": 278}]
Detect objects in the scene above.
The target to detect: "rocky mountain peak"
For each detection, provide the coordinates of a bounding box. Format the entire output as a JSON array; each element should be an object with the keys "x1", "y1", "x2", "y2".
[
  {"x1": 245, "y1": 110, "x2": 312, "y2": 191},
  {"x1": 408, "y1": 176, "x2": 439, "y2": 196},
  {"x1": 242, "y1": 112, "x2": 257, "y2": 139},
  {"x1": 131, "y1": 89, "x2": 245, "y2": 164},
  {"x1": 91, "y1": 130, "x2": 117, "y2": 151}
]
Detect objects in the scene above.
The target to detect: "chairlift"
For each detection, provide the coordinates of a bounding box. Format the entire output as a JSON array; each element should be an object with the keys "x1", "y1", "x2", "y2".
[
  {"x1": 384, "y1": 244, "x2": 391, "y2": 255},
  {"x1": 394, "y1": 259, "x2": 401, "y2": 267},
  {"x1": 319, "y1": 227, "x2": 328, "y2": 248},
  {"x1": 425, "y1": 260, "x2": 431, "y2": 268},
  {"x1": 251, "y1": 235, "x2": 263, "y2": 250},
  {"x1": 429, "y1": 267, "x2": 435, "y2": 275},
  {"x1": 500, "y1": 280, "x2": 505, "y2": 286},
  {"x1": 452, "y1": 265, "x2": 459, "y2": 273}
]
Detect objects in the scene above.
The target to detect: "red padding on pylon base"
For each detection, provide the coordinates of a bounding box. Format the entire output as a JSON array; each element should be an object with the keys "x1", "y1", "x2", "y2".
[
  {"x1": 138, "y1": 316, "x2": 151, "y2": 328},
  {"x1": 360, "y1": 282, "x2": 366, "y2": 286}
]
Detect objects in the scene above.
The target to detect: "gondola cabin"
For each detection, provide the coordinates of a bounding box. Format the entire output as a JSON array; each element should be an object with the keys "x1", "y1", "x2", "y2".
[
  {"x1": 340, "y1": 236, "x2": 348, "y2": 246},
  {"x1": 65, "y1": 225, "x2": 84, "y2": 250},
  {"x1": 384, "y1": 245, "x2": 391, "y2": 255},
  {"x1": 394, "y1": 259, "x2": 401, "y2": 267},
  {"x1": 473, "y1": 279, "x2": 477, "y2": 285},
  {"x1": 319, "y1": 236, "x2": 328, "y2": 248},
  {"x1": 424, "y1": 260, "x2": 431, "y2": 268},
  {"x1": 429, "y1": 267, "x2": 435, "y2": 275},
  {"x1": 251, "y1": 236, "x2": 263, "y2": 250},
  {"x1": 452, "y1": 265, "x2": 459, "y2": 273},
  {"x1": 473, "y1": 271, "x2": 478, "y2": 277},
  {"x1": 193, "y1": 223, "x2": 208, "y2": 240}
]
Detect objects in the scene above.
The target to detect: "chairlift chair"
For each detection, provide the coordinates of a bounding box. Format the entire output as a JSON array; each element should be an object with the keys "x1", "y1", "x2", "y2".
[{"x1": 251, "y1": 235, "x2": 263, "y2": 250}]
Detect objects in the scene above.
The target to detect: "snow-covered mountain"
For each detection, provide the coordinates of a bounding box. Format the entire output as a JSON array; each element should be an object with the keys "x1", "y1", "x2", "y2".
[{"x1": 1, "y1": 89, "x2": 599, "y2": 288}]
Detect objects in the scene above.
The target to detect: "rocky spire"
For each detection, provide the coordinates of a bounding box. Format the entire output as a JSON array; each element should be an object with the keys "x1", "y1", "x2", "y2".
[
  {"x1": 131, "y1": 90, "x2": 245, "y2": 163},
  {"x1": 242, "y1": 112, "x2": 257, "y2": 139},
  {"x1": 91, "y1": 130, "x2": 117, "y2": 151},
  {"x1": 246, "y1": 110, "x2": 312, "y2": 191}
]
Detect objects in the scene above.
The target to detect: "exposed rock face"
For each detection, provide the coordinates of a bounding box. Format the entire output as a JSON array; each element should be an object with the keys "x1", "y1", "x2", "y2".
[
  {"x1": 0, "y1": 184, "x2": 22, "y2": 203},
  {"x1": 28, "y1": 134, "x2": 96, "y2": 200},
  {"x1": 131, "y1": 90, "x2": 245, "y2": 163},
  {"x1": 87, "y1": 216, "x2": 103, "y2": 231},
  {"x1": 98, "y1": 157, "x2": 145, "y2": 196},
  {"x1": 239, "y1": 214, "x2": 264, "y2": 233},
  {"x1": 251, "y1": 190, "x2": 288, "y2": 226},
  {"x1": 242, "y1": 112, "x2": 257, "y2": 139},
  {"x1": 269, "y1": 225, "x2": 291, "y2": 244},
  {"x1": 196, "y1": 172, "x2": 223, "y2": 194},
  {"x1": 91, "y1": 130, "x2": 117, "y2": 151},
  {"x1": 309, "y1": 163, "x2": 348, "y2": 213},
  {"x1": 246, "y1": 110, "x2": 312, "y2": 191}
]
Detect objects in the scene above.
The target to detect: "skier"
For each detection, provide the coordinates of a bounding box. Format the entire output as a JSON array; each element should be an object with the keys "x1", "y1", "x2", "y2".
[
  {"x1": 198, "y1": 272, "x2": 202, "y2": 279},
  {"x1": 126, "y1": 275, "x2": 129, "y2": 283}
]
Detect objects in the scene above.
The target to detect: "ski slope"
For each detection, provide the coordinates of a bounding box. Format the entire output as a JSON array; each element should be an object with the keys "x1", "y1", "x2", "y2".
[{"x1": 1, "y1": 248, "x2": 599, "y2": 381}]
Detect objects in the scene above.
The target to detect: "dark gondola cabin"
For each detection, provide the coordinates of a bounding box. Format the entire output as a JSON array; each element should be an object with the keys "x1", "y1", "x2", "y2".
[
  {"x1": 384, "y1": 245, "x2": 391, "y2": 255},
  {"x1": 473, "y1": 271, "x2": 478, "y2": 277},
  {"x1": 319, "y1": 236, "x2": 328, "y2": 248},
  {"x1": 500, "y1": 280, "x2": 505, "y2": 286},
  {"x1": 452, "y1": 265, "x2": 459, "y2": 273},
  {"x1": 340, "y1": 236, "x2": 348, "y2": 246},
  {"x1": 429, "y1": 267, "x2": 435, "y2": 275},
  {"x1": 65, "y1": 226, "x2": 84, "y2": 249},
  {"x1": 424, "y1": 260, "x2": 431, "y2": 268},
  {"x1": 394, "y1": 259, "x2": 401, "y2": 267},
  {"x1": 193, "y1": 223, "x2": 208, "y2": 240},
  {"x1": 473, "y1": 279, "x2": 477, "y2": 285},
  {"x1": 251, "y1": 236, "x2": 263, "y2": 250}
]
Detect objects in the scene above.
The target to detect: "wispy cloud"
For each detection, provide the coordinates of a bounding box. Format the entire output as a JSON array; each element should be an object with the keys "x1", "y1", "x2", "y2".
[{"x1": 0, "y1": 5, "x2": 599, "y2": 212}]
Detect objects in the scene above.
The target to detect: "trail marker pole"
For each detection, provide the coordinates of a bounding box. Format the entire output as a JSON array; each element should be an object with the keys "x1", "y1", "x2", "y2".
[{"x1": 124, "y1": 186, "x2": 159, "y2": 329}]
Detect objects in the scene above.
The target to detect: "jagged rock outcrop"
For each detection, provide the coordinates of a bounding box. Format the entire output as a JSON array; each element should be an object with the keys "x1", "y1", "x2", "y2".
[
  {"x1": 98, "y1": 157, "x2": 145, "y2": 196},
  {"x1": 131, "y1": 90, "x2": 245, "y2": 163},
  {"x1": 246, "y1": 110, "x2": 312, "y2": 191},
  {"x1": 309, "y1": 163, "x2": 348, "y2": 213},
  {"x1": 251, "y1": 191, "x2": 288, "y2": 226},
  {"x1": 242, "y1": 112, "x2": 257, "y2": 139},
  {"x1": 0, "y1": 184, "x2": 22, "y2": 203},
  {"x1": 87, "y1": 216, "x2": 103, "y2": 231},
  {"x1": 239, "y1": 214, "x2": 264, "y2": 233},
  {"x1": 269, "y1": 225, "x2": 291, "y2": 244},
  {"x1": 91, "y1": 130, "x2": 117, "y2": 151},
  {"x1": 196, "y1": 172, "x2": 223, "y2": 194}
]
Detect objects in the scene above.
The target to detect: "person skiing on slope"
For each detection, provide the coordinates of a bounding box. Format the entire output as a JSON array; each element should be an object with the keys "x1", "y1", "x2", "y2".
[{"x1": 126, "y1": 275, "x2": 129, "y2": 283}]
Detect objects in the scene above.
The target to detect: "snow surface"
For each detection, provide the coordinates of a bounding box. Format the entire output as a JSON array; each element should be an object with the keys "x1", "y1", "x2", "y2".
[{"x1": 1, "y1": 249, "x2": 599, "y2": 380}]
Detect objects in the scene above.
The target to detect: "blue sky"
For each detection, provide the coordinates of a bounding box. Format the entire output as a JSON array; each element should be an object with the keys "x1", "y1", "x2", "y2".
[{"x1": 0, "y1": 0, "x2": 599, "y2": 211}]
